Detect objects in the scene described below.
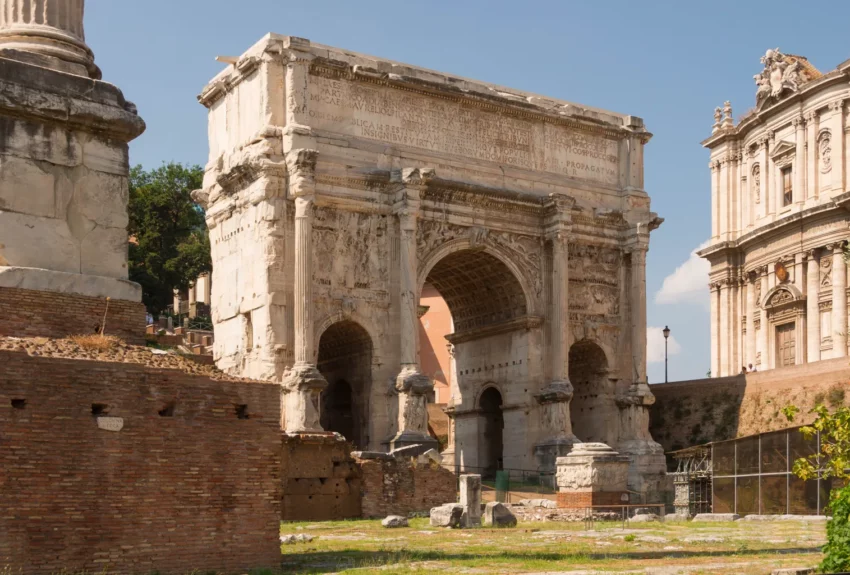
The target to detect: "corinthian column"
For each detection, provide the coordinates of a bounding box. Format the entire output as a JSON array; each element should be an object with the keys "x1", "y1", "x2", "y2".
[
  {"x1": 630, "y1": 245, "x2": 649, "y2": 384},
  {"x1": 389, "y1": 179, "x2": 436, "y2": 451},
  {"x1": 806, "y1": 251, "x2": 821, "y2": 363},
  {"x1": 0, "y1": 0, "x2": 98, "y2": 78},
  {"x1": 793, "y1": 116, "x2": 806, "y2": 204},
  {"x1": 757, "y1": 268, "x2": 769, "y2": 369},
  {"x1": 281, "y1": 149, "x2": 327, "y2": 433},
  {"x1": 534, "y1": 214, "x2": 579, "y2": 469},
  {"x1": 831, "y1": 243, "x2": 847, "y2": 358},
  {"x1": 746, "y1": 274, "x2": 756, "y2": 368}
]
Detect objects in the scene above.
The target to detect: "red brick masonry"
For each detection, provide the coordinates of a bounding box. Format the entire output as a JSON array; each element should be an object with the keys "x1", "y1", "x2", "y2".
[
  {"x1": 0, "y1": 286, "x2": 146, "y2": 344},
  {"x1": 0, "y1": 351, "x2": 282, "y2": 574},
  {"x1": 557, "y1": 491, "x2": 628, "y2": 509}
]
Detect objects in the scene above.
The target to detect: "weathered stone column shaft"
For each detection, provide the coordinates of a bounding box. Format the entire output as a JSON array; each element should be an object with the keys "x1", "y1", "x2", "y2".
[
  {"x1": 0, "y1": 0, "x2": 97, "y2": 77},
  {"x1": 757, "y1": 272, "x2": 769, "y2": 368},
  {"x1": 398, "y1": 209, "x2": 418, "y2": 368},
  {"x1": 832, "y1": 245, "x2": 847, "y2": 358},
  {"x1": 794, "y1": 117, "x2": 806, "y2": 202},
  {"x1": 630, "y1": 248, "x2": 648, "y2": 384},
  {"x1": 550, "y1": 232, "x2": 569, "y2": 382},
  {"x1": 293, "y1": 195, "x2": 314, "y2": 365}
]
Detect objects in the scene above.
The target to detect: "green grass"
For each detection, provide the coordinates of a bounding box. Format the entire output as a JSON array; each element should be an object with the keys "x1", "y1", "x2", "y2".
[{"x1": 277, "y1": 517, "x2": 826, "y2": 574}]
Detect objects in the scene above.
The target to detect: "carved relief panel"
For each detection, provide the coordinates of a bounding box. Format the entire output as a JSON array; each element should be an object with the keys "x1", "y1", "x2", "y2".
[
  {"x1": 313, "y1": 206, "x2": 389, "y2": 291},
  {"x1": 821, "y1": 256, "x2": 833, "y2": 288},
  {"x1": 568, "y1": 242, "x2": 621, "y2": 320}
]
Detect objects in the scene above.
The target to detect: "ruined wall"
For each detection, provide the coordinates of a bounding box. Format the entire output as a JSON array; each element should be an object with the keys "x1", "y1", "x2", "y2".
[
  {"x1": 650, "y1": 357, "x2": 850, "y2": 452},
  {"x1": 354, "y1": 454, "x2": 457, "y2": 518},
  {"x1": 281, "y1": 434, "x2": 362, "y2": 521},
  {"x1": 0, "y1": 351, "x2": 282, "y2": 574},
  {"x1": 0, "y1": 286, "x2": 145, "y2": 344}
]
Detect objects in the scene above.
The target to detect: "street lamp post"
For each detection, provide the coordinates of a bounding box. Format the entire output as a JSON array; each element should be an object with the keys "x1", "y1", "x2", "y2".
[{"x1": 663, "y1": 325, "x2": 671, "y2": 383}]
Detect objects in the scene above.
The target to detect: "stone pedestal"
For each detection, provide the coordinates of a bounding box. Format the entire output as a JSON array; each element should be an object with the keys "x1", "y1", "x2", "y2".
[
  {"x1": 281, "y1": 363, "x2": 327, "y2": 433},
  {"x1": 533, "y1": 381, "x2": 579, "y2": 471},
  {"x1": 555, "y1": 443, "x2": 630, "y2": 508},
  {"x1": 0, "y1": 0, "x2": 145, "y2": 340},
  {"x1": 388, "y1": 367, "x2": 438, "y2": 452},
  {"x1": 616, "y1": 383, "x2": 668, "y2": 502}
]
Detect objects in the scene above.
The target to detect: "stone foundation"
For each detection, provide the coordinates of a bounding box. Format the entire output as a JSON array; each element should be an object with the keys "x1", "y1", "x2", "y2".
[
  {"x1": 556, "y1": 443, "x2": 630, "y2": 509},
  {"x1": 281, "y1": 433, "x2": 362, "y2": 521},
  {"x1": 354, "y1": 452, "x2": 456, "y2": 518},
  {"x1": 0, "y1": 285, "x2": 145, "y2": 343}
]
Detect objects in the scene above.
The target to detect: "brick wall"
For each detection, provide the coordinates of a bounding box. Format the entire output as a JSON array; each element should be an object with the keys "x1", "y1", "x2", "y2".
[
  {"x1": 281, "y1": 434, "x2": 362, "y2": 521},
  {"x1": 0, "y1": 351, "x2": 282, "y2": 574},
  {"x1": 556, "y1": 491, "x2": 626, "y2": 509},
  {"x1": 355, "y1": 455, "x2": 456, "y2": 518},
  {"x1": 0, "y1": 287, "x2": 145, "y2": 344},
  {"x1": 650, "y1": 358, "x2": 850, "y2": 453}
]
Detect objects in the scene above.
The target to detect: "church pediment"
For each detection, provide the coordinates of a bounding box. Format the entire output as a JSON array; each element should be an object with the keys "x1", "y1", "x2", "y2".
[{"x1": 769, "y1": 140, "x2": 796, "y2": 160}]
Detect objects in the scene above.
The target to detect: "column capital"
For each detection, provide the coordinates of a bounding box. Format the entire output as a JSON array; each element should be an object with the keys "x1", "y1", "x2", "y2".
[
  {"x1": 286, "y1": 149, "x2": 318, "y2": 198},
  {"x1": 0, "y1": 0, "x2": 99, "y2": 78},
  {"x1": 825, "y1": 240, "x2": 847, "y2": 253},
  {"x1": 536, "y1": 381, "x2": 574, "y2": 405},
  {"x1": 829, "y1": 99, "x2": 845, "y2": 112},
  {"x1": 805, "y1": 110, "x2": 818, "y2": 123},
  {"x1": 804, "y1": 248, "x2": 820, "y2": 261},
  {"x1": 792, "y1": 115, "x2": 806, "y2": 128}
]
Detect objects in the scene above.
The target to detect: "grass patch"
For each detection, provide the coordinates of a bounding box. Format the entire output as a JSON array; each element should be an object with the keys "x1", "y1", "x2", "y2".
[{"x1": 69, "y1": 334, "x2": 122, "y2": 351}]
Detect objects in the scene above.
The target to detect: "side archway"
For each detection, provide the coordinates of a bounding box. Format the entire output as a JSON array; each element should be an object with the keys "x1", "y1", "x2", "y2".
[
  {"x1": 477, "y1": 386, "x2": 504, "y2": 477},
  {"x1": 317, "y1": 320, "x2": 372, "y2": 448},
  {"x1": 568, "y1": 339, "x2": 617, "y2": 445}
]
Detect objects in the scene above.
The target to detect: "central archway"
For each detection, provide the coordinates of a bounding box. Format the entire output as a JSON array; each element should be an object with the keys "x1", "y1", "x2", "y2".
[
  {"x1": 419, "y1": 246, "x2": 535, "y2": 470},
  {"x1": 478, "y1": 386, "x2": 504, "y2": 477},
  {"x1": 317, "y1": 320, "x2": 372, "y2": 448},
  {"x1": 568, "y1": 339, "x2": 615, "y2": 445}
]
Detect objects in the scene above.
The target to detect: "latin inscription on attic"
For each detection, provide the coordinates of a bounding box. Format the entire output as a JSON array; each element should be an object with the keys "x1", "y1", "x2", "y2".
[{"x1": 307, "y1": 74, "x2": 620, "y2": 186}]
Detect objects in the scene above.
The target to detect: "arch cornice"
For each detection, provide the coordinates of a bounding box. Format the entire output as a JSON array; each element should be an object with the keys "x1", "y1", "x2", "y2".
[{"x1": 417, "y1": 237, "x2": 541, "y2": 316}]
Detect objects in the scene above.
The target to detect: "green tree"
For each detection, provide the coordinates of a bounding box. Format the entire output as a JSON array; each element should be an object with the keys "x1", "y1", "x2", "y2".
[
  {"x1": 784, "y1": 404, "x2": 850, "y2": 572},
  {"x1": 128, "y1": 163, "x2": 210, "y2": 315}
]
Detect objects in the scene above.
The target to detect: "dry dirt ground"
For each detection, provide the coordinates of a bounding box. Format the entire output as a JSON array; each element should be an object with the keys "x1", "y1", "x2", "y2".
[{"x1": 279, "y1": 517, "x2": 826, "y2": 575}]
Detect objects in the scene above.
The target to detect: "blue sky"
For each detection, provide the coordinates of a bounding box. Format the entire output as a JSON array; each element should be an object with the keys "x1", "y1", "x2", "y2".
[{"x1": 86, "y1": 0, "x2": 850, "y2": 383}]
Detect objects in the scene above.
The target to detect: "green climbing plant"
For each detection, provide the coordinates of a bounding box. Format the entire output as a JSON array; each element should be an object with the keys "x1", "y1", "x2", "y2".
[{"x1": 783, "y1": 404, "x2": 850, "y2": 572}]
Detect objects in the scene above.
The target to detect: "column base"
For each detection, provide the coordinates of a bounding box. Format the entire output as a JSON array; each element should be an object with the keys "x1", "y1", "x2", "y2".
[
  {"x1": 385, "y1": 430, "x2": 439, "y2": 455},
  {"x1": 533, "y1": 437, "x2": 580, "y2": 473},
  {"x1": 618, "y1": 439, "x2": 669, "y2": 504},
  {"x1": 281, "y1": 363, "x2": 327, "y2": 433}
]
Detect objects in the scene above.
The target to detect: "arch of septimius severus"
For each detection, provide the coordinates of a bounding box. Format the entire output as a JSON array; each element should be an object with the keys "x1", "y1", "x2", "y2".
[{"x1": 195, "y1": 34, "x2": 668, "y2": 499}]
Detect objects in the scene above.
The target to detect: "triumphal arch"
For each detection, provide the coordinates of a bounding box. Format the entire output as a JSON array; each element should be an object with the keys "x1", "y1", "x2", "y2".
[{"x1": 196, "y1": 35, "x2": 666, "y2": 498}]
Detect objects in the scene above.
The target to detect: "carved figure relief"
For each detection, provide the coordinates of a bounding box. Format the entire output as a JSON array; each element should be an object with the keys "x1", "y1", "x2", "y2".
[
  {"x1": 819, "y1": 130, "x2": 832, "y2": 174},
  {"x1": 755, "y1": 280, "x2": 762, "y2": 303},
  {"x1": 313, "y1": 207, "x2": 388, "y2": 290},
  {"x1": 821, "y1": 257, "x2": 833, "y2": 288},
  {"x1": 751, "y1": 163, "x2": 761, "y2": 203},
  {"x1": 754, "y1": 48, "x2": 810, "y2": 103},
  {"x1": 767, "y1": 288, "x2": 793, "y2": 307}
]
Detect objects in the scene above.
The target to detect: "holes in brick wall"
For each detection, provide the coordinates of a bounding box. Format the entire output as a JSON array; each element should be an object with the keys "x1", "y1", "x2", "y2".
[
  {"x1": 235, "y1": 404, "x2": 249, "y2": 419},
  {"x1": 11, "y1": 398, "x2": 26, "y2": 409},
  {"x1": 91, "y1": 403, "x2": 108, "y2": 416},
  {"x1": 158, "y1": 402, "x2": 175, "y2": 417}
]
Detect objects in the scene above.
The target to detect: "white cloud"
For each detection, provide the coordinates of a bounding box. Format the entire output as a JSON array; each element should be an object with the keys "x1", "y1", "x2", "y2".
[
  {"x1": 647, "y1": 326, "x2": 681, "y2": 364},
  {"x1": 655, "y1": 241, "x2": 711, "y2": 308}
]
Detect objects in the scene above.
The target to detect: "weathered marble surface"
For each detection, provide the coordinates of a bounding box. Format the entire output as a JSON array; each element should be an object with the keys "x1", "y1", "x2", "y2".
[{"x1": 197, "y1": 34, "x2": 666, "y2": 499}]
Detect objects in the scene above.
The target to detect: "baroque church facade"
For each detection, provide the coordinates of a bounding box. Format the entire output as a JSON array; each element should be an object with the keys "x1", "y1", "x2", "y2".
[{"x1": 701, "y1": 49, "x2": 850, "y2": 377}]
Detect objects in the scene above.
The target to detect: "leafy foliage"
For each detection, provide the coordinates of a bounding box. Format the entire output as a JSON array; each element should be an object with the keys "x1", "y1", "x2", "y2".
[
  {"x1": 784, "y1": 403, "x2": 850, "y2": 572},
  {"x1": 128, "y1": 163, "x2": 210, "y2": 315}
]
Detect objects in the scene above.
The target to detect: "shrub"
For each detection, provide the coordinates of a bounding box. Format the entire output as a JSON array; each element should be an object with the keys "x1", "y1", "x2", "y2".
[{"x1": 821, "y1": 484, "x2": 850, "y2": 573}]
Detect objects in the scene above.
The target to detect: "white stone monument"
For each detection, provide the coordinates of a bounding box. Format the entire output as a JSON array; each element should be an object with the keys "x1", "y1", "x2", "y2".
[{"x1": 0, "y1": 0, "x2": 146, "y2": 340}]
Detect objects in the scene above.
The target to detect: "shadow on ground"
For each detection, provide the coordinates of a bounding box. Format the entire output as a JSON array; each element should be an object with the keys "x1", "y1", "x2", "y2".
[{"x1": 279, "y1": 546, "x2": 823, "y2": 573}]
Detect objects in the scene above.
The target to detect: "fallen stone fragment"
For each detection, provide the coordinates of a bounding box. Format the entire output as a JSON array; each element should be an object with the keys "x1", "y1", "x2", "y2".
[
  {"x1": 280, "y1": 533, "x2": 315, "y2": 544},
  {"x1": 628, "y1": 513, "x2": 659, "y2": 523},
  {"x1": 692, "y1": 513, "x2": 740, "y2": 522},
  {"x1": 381, "y1": 515, "x2": 409, "y2": 528},
  {"x1": 482, "y1": 501, "x2": 517, "y2": 527},
  {"x1": 518, "y1": 498, "x2": 557, "y2": 509},
  {"x1": 430, "y1": 503, "x2": 464, "y2": 528}
]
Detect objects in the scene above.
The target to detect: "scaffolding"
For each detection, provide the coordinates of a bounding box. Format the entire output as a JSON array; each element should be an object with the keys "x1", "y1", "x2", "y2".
[{"x1": 670, "y1": 444, "x2": 712, "y2": 518}]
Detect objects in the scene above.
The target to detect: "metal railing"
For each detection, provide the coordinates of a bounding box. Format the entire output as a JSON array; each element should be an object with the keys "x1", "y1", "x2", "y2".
[{"x1": 441, "y1": 464, "x2": 557, "y2": 503}]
